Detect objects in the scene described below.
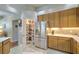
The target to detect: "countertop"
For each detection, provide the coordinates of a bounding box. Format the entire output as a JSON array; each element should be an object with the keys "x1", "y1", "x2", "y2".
[
  {"x1": 0, "y1": 37, "x2": 11, "y2": 42},
  {"x1": 47, "y1": 34, "x2": 79, "y2": 42}
]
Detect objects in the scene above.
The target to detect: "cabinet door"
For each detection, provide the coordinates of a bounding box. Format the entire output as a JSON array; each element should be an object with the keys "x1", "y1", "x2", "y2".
[
  {"x1": 68, "y1": 8, "x2": 76, "y2": 15},
  {"x1": 77, "y1": 43, "x2": 79, "y2": 54},
  {"x1": 67, "y1": 8, "x2": 76, "y2": 27},
  {"x1": 68, "y1": 15, "x2": 76, "y2": 27},
  {"x1": 3, "y1": 39, "x2": 10, "y2": 54},
  {"x1": 48, "y1": 13, "x2": 55, "y2": 28},
  {"x1": 60, "y1": 8, "x2": 76, "y2": 27},
  {"x1": 75, "y1": 8, "x2": 79, "y2": 27},
  {"x1": 0, "y1": 43, "x2": 2, "y2": 54},
  {"x1": 48, "y1": 36, "x2": 52, "y2": 48},
  {"x1": 60, "y1": 11, "x2": 68, "y2": 27},
  {"x1": 65, "y1": 39, "x2": 71, "y2": 52},
  {"x1": 48, "y1": 36, "x2": 58, "y2": 49},
  {"x1": 57, "y1": 37, "x2": 71, "y2": 52},
  {"x1": 57, "y1": 38, "x2": 65, "y2": 51},
  {"x1": 71, "y1": 39, "x2": 77, "y2": 54},
  {"x1": 37, "y1": 15, "x2": 43, "y2": 21},
  {"x1": 63, "y1": 15, "x2": 68, "y2": 27},
  {"x1": 54, "y1": 12, "x2": 60, "y2": 27},
  {"x1": 76, "y1": 15, "x2": 79, "y2": 27},
  {"x1": 60, "y1": 15, "x2": 68, "y2": 27},
  {"x1": 60, "y1": 11, "x2": 64, "y2": 27},
  {"x1": 63, "y1": 10, "x2": 68, "y2": 27}
]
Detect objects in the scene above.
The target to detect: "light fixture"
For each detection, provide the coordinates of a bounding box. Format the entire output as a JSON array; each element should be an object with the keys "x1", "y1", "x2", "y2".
[
  {"x1": 7, "y1": 5, "x2": 17, "y2": 13},
  {"x1": 0, "y1": 26, "x2": 3, "y2": 29}
]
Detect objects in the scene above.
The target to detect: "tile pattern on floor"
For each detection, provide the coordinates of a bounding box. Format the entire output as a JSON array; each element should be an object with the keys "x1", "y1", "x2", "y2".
[{"x1": 10, "y1": 44, "x2": 67, "y2": 54}]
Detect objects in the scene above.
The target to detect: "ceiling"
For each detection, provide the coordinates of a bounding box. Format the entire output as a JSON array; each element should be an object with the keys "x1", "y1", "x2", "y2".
[
  {"x1": 0, "y1": 4, "x2": 78, "y2": 16},
  {"x1": 0, "y1": 4, "x2": 44, "y2": 11},
  {"x1": 0, "y1": 4, "x2": 45, "y2": 16}
]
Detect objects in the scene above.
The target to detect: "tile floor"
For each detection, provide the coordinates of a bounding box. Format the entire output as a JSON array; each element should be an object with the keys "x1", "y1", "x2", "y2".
[{"x1": 10, "y1": 44, "x2": 67, "y2": 54}]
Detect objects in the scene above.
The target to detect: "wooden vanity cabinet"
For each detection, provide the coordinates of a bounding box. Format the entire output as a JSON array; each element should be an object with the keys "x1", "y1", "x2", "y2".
[
  {"x1": 2, "y1": 39, "x2": 11, "y2": 54},
  {"x1": 0, "y1": 42, "x2": 2, "y2": 54}
]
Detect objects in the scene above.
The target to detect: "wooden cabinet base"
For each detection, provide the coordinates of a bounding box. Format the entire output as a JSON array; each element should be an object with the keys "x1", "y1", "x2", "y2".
[
  {"x1": 77, "y1": 42, "x2": 79, "y2": 54},
  {"x1": 48, "y1": 36, "x2": 58, "y2": 49},
  {"x1": 48, "y1": 36, "x2": 73, "y2": 53},
  {"x1": 0, "y1": 43, "x2": 2, "y2": 54},
  {"x1": 2, "y1": 39, "x2": 11, "y2": 54},
  {"x1": 57, "y1": 37, "x2": 71, "y2": 53}
]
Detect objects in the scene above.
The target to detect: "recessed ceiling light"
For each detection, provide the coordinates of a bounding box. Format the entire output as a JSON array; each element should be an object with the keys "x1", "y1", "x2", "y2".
[{"x1": 0, "y1": 26, "x2": 3, "y2": 28}]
